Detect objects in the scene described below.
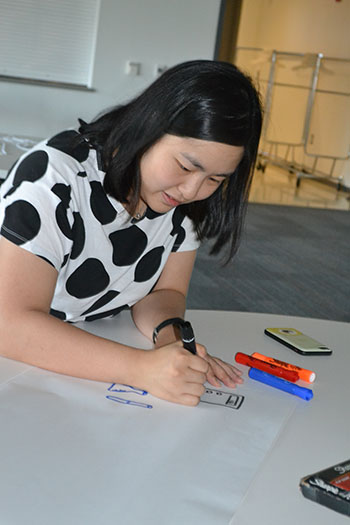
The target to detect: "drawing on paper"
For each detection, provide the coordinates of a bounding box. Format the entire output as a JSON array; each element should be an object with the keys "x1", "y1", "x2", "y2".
[
  {"x1": 106, "y1": 383, "x2": 153, "y2": 409},
  {"x1": 200, "y1": 388, "x2": 244, "y2": 409},
  {"x1": 105, "y1": 384, "x2": 244, "y2": 410}
]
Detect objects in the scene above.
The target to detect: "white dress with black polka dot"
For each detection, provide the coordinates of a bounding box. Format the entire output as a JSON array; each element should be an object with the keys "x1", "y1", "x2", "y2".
[{"x1": 0, "y1": 130, "x2": 200, "y2": 322}]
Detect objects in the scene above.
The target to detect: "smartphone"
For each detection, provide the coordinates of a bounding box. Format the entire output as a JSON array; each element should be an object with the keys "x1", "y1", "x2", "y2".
[{"x1": 264, "y1": 328, "x2": 332, "y2": 356}]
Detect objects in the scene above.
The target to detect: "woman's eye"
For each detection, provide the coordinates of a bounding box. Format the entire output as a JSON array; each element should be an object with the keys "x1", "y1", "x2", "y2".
[
  {"x1": 177, "y1": 161, "x2": 190, "y2": 172},
  {"x1": 209, "y1": 177, "x2": 224, "y2": 184}
]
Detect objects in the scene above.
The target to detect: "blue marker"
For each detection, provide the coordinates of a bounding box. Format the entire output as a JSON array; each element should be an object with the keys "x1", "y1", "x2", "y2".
[{"x1": 248, "y1": 368, "x2": 313, "y2": 401}]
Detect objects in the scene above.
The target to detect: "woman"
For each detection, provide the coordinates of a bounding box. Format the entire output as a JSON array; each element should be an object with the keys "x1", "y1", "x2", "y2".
[{"x1": 0, "y1": 60, "x2": 262, "y2": 406}]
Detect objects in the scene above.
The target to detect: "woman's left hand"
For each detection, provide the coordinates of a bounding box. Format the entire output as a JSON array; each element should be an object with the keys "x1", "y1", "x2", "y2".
[{"x1": 195, "y1": 344, "x2": 244, "y2": 388}]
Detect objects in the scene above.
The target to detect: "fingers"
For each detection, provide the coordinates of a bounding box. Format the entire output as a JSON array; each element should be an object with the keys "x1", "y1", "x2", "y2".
[
  {"x1": 177, "y1": 391, "x2": 205, "y2": 407},
  {"x1": 146, "y1": 340, "x2": 245, "y2": 407},
  {"x1": 160, "y1": 376, "x2": 206, "y2": 407},
  {"x1": 180, "y1": 381, "x2": 206, "y2": 401},
  {"x1": 186, "y1": 368, "x2": 208, "y2": 385},
  {"x1": 188, "y1": 353, "x2": 209, "y2": 375},
  {"x1": 195, "y1": 343, "x2": 244, "y2": 388},
  {"x1": 206, "y1": 366, "x2": 222, "y2": 388},
  {"x1": 209, "y1": 357, "x2": 244, "y2": 388},
  {"x1": 146, "y1": 344, "x2": 209, "y2": 406}
]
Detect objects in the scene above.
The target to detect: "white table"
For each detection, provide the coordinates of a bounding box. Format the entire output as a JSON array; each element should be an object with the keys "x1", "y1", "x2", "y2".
[
  {"x1": 0, "y1": 310, "x2": 349, "y2": 524},
  {"x1": 0, "y1": 133, "x2": 41, "y2": 179},
  {"x1": 189, "y1": 311, "x2": 350, "y2": 525}
]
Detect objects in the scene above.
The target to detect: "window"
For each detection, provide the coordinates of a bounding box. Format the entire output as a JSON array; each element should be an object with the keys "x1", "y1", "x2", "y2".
[{"x1": 0, "y1": 0, "x2": 100, "y2": 89}]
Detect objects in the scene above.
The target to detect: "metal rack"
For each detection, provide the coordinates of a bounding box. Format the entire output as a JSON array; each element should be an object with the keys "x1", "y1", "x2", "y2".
[{"x1": 235, "y1": 48, "x2": 350, "y2": 190}]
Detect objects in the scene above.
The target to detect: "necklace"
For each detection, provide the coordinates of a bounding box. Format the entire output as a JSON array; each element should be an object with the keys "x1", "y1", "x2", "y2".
[
  {"x1": 133, "y1": 201, "x2": 147, "y2": 221},
  {"x1": 133, "y1": 206, "x2": 147, "y2": 221}
]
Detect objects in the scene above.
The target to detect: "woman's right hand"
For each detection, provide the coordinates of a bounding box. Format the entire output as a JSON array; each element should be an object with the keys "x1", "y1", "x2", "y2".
[{"x1": 142, "y1": 341, "x2": 209, "y2": 406}]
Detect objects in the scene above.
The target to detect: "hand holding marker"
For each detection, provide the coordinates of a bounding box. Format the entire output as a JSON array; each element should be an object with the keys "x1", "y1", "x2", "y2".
[{"x1": 234, "y1": 352, "x2": 314, "y2": 401}]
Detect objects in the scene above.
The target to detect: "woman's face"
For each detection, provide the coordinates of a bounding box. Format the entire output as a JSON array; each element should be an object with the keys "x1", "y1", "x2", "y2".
[{"x1": 139, "y1": 134, "x2": 244, "y2": 213}]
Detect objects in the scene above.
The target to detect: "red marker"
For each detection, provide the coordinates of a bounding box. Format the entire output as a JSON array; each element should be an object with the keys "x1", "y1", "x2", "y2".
[
  {"x1": 234, "y1": 352, "x2": 299, "y2": 382},
  {"x1": 252, "y1": 352, "x2": 316, "y2": 383}
]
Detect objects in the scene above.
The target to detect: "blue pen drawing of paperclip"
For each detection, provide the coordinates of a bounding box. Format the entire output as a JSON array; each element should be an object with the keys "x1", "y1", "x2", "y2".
[
  {"x1": 106, "y1": 383, "x2": 152, "y2": 409},
  {"x1": 107, "y1": 383, "x2": 148, "y2": 396},
  {"x1": 106, "y1": 395, "x2": 153, "y2": 409}
]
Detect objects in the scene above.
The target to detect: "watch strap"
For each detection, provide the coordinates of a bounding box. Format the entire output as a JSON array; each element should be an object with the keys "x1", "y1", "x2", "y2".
[{"x1": 152, "y1": 317, "x2": 184, "y2": 344}]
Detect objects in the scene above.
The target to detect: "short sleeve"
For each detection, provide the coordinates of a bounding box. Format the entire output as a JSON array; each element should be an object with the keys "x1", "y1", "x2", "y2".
[
  {"x1": 0, "y1": 147, "x2": 75, "y2": 270},
  {"x1": 171, "y1": 211, "x2": 200, "y2": 253}
]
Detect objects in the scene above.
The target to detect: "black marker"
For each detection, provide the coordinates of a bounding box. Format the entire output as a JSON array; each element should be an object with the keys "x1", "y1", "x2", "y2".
[{"x1": 179, "y1": 321, "x2": 196, "y2": 355}]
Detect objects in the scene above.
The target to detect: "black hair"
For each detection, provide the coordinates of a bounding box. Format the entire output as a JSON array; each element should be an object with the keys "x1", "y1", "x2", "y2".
[{"x1": 78, "y1": 60, "x2": 262, "y2": 262}]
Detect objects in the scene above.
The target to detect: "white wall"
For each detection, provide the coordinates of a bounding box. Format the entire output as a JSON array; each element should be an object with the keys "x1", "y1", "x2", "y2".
[
  {"x1": 0, "y1": 0, "x2": 221, "y2": 139},
  {"x1": 236, "y1": 0, "x2": 350, "y2": 186}
]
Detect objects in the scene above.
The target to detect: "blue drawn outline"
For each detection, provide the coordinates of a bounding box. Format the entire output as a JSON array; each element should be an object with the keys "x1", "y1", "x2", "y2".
[{"x1": 106, "y1": 384, "x2": 153, "y2": 409}]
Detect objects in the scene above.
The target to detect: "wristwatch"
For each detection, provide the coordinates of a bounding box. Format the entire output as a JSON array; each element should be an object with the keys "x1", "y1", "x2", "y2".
[
  {"x1": 152, "y1": 317, "x2": 184, "y2": 344},
  {"x1": 152, "y1": 317, "x2": 196, "y2": 354}
]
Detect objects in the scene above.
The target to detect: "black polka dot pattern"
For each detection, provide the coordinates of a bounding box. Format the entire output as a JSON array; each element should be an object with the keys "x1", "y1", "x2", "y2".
[
  {"x1": 66, "y1": 258, "x2": 110, "y2": 298},
  {"x1": 131, "y1": 206, "x2": 164, "y2": 224},
  {"x1": 52, "y1": 183, "x2": 85, "y2": 259},
  {"x1": 0, "y1": 130, "x2": 199, "y2": 322},
  {"x1": 4, "y1": 150, "x2": 49, "y2": 198},
  {"x1": 47, "y1": 130, "x2": 90, "y2": 162},
  {"x1": 110, "y1": 225, "x2": 147, "y2": 266},
  {"x1": 50, "y1": 308, "x2": 67, "y2": 321},
  {"x1": 171, "y1": 228, "x2": 186, "y2": 252},
  {"x1": 37, "y1": 255, "x2": 55, "y2": 268},
  {"x1": 52, "y1": 183, "x2": 73, "y2": 239},
  {"x1": 70, "y1": 212, "x2": 85, "y2": 260},
  {"x1": 61, "y1": 254, "x2": 69, "y2": 268},
  {"x1": 171, "y1": 207, "x2": 185, "y2": 231},
  {"x1": 84, "y1": 304, "x2": 128, "y2": 322},
  {"x1": 170, "y1": 207, "x2": 186, "y2": 251},
  {"x1": 134, "y1": 246, "x2": 165, "y2": 282},
  {"x1": 1, "y1": 200, "x2": 41, "y2": 244},
  {"x1": 90, "y1": 181, "x2": 117, "y2": 225},
  {"x1": 82, "y1": 290, "x2": 120, "y2": 316},
  {"x1": 145, "y1": 207, "x2": 164, "y2": 220},
  {"x1": 52, "y1": 182, "x2": 71, "y2": 207}
]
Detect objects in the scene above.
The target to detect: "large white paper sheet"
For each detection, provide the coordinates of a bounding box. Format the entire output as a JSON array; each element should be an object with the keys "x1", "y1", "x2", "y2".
[
  {"x1": 0, "y1": 355, "x2": 31, "y2": 386},
  {"x1": 2, "y1": 311, "x2": 316, "y2": 523},
  {"x1": 0, "y1": 362, "x2": 298, "y2": 524}
]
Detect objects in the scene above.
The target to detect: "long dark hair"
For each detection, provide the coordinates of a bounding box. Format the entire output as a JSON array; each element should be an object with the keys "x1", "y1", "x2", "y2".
[{"x1": 78, "y1": 60, "x2": 262, "y2": 262}]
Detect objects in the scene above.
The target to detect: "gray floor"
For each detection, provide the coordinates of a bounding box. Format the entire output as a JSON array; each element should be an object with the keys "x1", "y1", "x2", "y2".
[{"x1": 187, "y1": 203, "x2": 350, "y2": 322}]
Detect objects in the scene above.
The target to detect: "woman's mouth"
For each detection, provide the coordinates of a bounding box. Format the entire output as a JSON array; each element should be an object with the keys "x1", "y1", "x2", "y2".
[{"x1": 162, "y1": 192, "x2": 182, "y2": 207}]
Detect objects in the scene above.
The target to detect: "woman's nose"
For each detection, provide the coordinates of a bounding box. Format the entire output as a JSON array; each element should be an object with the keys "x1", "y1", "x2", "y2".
[{"x1": 177, "y1": 175, "x2": 203, "y2": 201}]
